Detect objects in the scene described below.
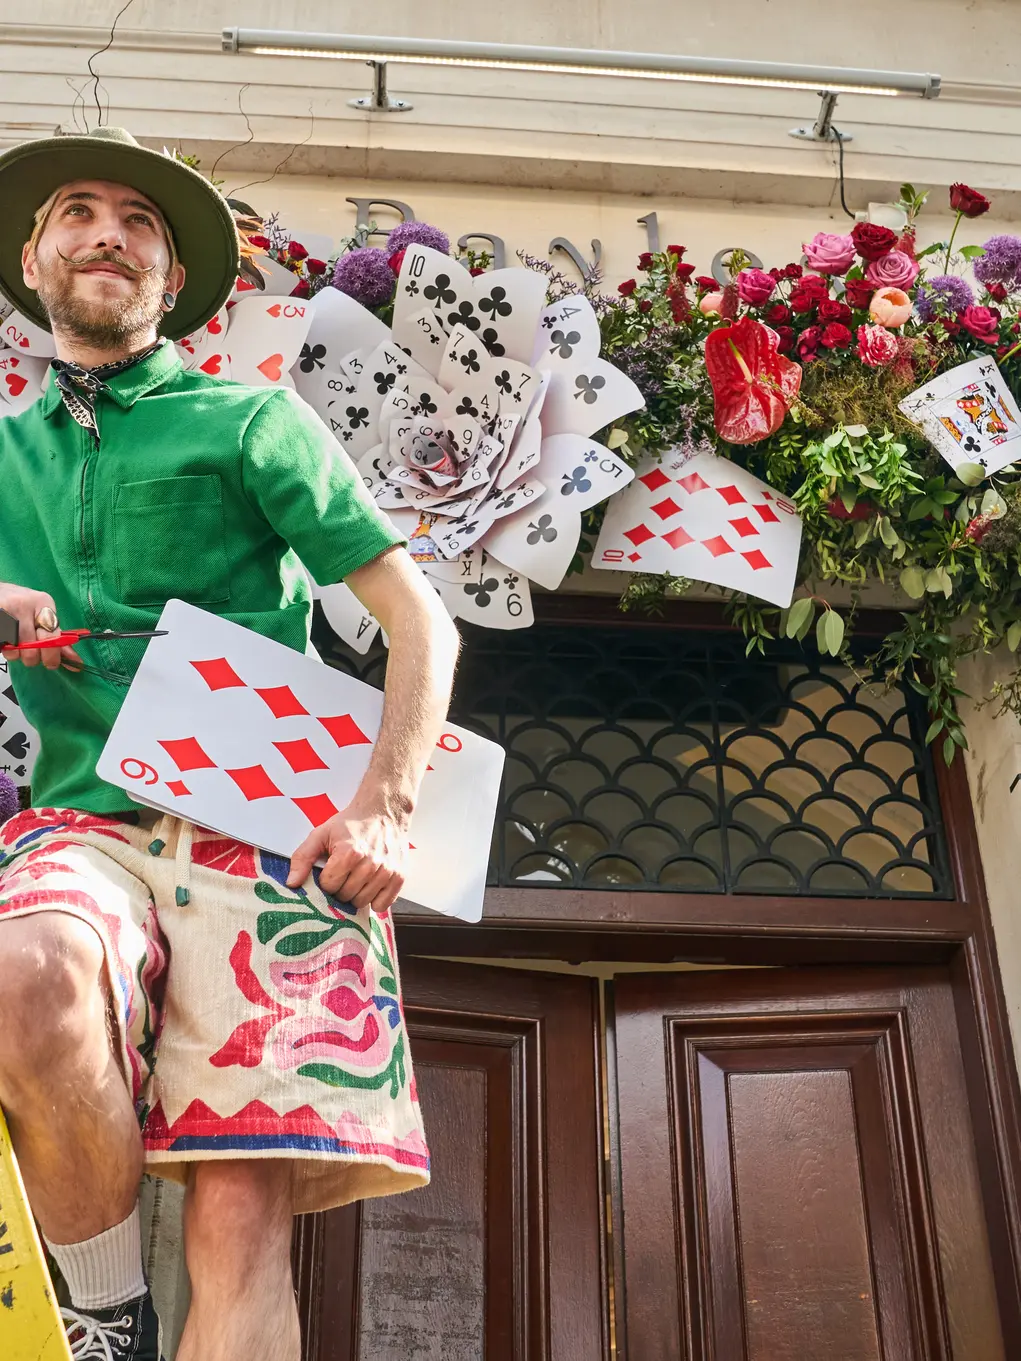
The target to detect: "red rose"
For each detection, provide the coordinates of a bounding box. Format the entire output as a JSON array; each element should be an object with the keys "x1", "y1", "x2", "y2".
[
  {"x1": 769, "y1": 267, "x2": 784, "y2": 281},
  {"x1": 988, "y1": 282, "x2": 1009, "y2": 303},
  {"x1": 790, "y1": 288, "x2": 818, "y2": 315},
  {"x1": 842, "y1": 278, "x2": 874, "y2": 310},
  {"x1": 943, "y1": 319, "x2": 961, "y2": 336},
  {"x1": 800, "y1": 274, "x2": 830, "y2": 296},
  {"x1": 305, "y1": 257, "x2": 327, "y2": 276},
  {"x1": 818, "y1": 299, "x2": 853, "y2": 324},
  {"x1": 774, "y1": 325, "x2": 795, "y2": 354},
  {"x1": 797, "y1": 324, "x2": 823, "y2": 360},
  {"x1": 470, "y1": 267, "x2": 486, "y2": 276},
  {"x1": 960, "y1": 305, "x2": 1001, "y2": 343},
  {"x1": 784, "y1": 263, "x2": 804, "y2": 280},
  {"x1": 695, "y1": 275, "x2": 719, "y2": 291},
  {"x1": 704, "y1": 315, "x2": 803, "y2": 444},
  {"x1": 852, "y1": 222, "x2": 898, "y2": 261},
  {"x1": 287, "y1": 241, "x2": 309, "y2": 261},
  {"x1": 638, "y1": 252, "x2": 654, "y2": 270},
  {"x1": 675, "y1": 262, "x2": 696, "y2": 282},
  {"x1": 950, "y1": 183, "x2": 991, "y2": 218},
  {"x1": 820, "y1": 322, "x2": 852, "y2": 349},
  {"x1": 290, "y1": 279, "x2": 311, "y2": 298},
  {"x1": 766, "y1": 303, "x2": 791, "y2": 324},
  {"x1": 857, "y1": 323, "x2": 899, "y2": 367},
  {"x1": 388, "y1": 248, "x2": 407, "y2": 276},
  {"x1": 667, "y1": 244, "x2": 685, "y2": 257},
  {"x1": 618, "y1": 279, "x2": 638, "y2": 297},
  {"x1": 248, "y1": 233, "x2": 271, "y2": 249},
  {"x1": 638, "y1": 299, "x2": 653, "y2": 313}
]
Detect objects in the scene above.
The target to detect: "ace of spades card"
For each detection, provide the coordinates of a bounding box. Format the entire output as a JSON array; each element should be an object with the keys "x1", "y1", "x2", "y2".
[
  {"x1": 898, "y1": 357, "x2": 1021, "y2": 477},
  {"x1": 96, "y1": 600, "x2": 505, "y2": 922},
  {"x1": 593, "y1": 447, "x2": 803, "y2": 608},
  {"x1": 0, "y1": 660, "x2": 39, "y2": 787}
]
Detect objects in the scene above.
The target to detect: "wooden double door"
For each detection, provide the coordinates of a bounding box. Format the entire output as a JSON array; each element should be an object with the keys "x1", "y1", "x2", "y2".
[{"x1": 296, "y1": 958, "x2": 1013, "y2": 1360}]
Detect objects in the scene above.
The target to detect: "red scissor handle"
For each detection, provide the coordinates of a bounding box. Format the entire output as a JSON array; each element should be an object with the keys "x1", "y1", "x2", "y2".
[{"x1": 1, "y1": 631, "x2": 92, "y2": 652}]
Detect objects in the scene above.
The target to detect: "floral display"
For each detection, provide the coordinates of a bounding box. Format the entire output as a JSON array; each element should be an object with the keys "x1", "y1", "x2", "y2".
[{"x1": 4, "y1": 170, "x2": 1021, "y2": 759}]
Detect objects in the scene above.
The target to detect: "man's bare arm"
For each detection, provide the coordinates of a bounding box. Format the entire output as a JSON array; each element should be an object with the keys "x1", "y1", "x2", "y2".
[{"x1": 286, "y1": 547, "x2": 461, "y2": 909}]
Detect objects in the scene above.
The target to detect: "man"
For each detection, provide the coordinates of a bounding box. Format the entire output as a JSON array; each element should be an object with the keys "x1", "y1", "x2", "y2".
[{"x1": 0, "y1": 127, "x2": 459, "y2": 1361}]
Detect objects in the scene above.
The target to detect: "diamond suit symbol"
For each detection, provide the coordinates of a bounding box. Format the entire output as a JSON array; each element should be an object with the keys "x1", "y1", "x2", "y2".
[
  {"x1": 226, "y1": 765, "x2": 283, "y2": 800},
  {"x1": 318, "y1": 714, "x2": 372, "y2": 748},
  {"x1": 255, "y1": 686, "x2": 309, "y2": 719},
  {"x1": 293, "y1": 793, "x2": 340, "y2": 826},
  {"x1": 742, "y1": 550, "x2": 772, "y2": 570},
  {"x1": 754, "y1": 502, "x2": 780, "y2": 524},
  {"x1": 273, "y1": 738, "x2": 329, "y2": 774},
  {"x1": 191, "y1": 658, "x2": 246, "y2": 691},
  {"x1": 678, "y1": 472, "x2": 710, "y2": 494},
  {"x1": 640, "y1": 468, "x2": 671, "y2": 492},
  {"x1": 729, "y1": 517, "x2": 758, "y2": 538},
  {"x1": 702, "y1": 535, "x2": 735, "y2": 558},
  {"x1": 166, "y1": 779, "x2": 191, "y2": 797},
  {"x1": 159, "y1": 737, "x2": 217, "y2": 772},
  {"x1": 651, "y1": 496, "x2": 683, "y2": 520},
  {"x1": 716, "y1": 484, "x2": 746, "y2": 506},
  {"x1": 662, "y1": 525, "x2": 695, "y2": 550},
  {"x1": 624, "y1": 523, "x2": 656, "y2": 548}
]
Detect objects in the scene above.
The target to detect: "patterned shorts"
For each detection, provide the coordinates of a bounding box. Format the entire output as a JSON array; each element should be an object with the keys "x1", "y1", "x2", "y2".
[{"x1": 0, "y1": 808, "x2": 429, "y2": 1215}]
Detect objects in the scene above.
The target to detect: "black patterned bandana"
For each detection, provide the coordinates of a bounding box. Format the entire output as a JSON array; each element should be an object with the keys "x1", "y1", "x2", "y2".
[{"x1": 50, "y1": 339, "x2": 164, "y2": 441}]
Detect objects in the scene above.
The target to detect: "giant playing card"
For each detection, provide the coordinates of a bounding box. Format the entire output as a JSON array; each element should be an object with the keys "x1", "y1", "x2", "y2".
[
  {"x1": 97, "y1": 601, "x2": 504, "y2": 922},
  {"x1": 593, "y1": 445, "x2": 803, "y2": 607}
]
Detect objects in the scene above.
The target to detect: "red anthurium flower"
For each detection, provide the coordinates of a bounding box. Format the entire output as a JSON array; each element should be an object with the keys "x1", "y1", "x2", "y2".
[{"x1": 704, "y1": 316, "x2": 803, "y2": 445}]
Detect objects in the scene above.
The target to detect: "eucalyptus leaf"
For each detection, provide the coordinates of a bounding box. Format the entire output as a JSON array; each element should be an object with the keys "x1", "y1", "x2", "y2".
[
  {"x1": 899, "y1": 566, "x2": 926, "y2": 599},
  {"x1": 879, "y1": 516, "x2": 899, "y2": 548},
  {"x1": 825, "y1": 610, "x2": 845, "y2": 655},
  {"x1": 1008, "y1": 621, "x2": 1021, "y2": 652},
  {"x1": 785, "y1": 596, "x2": 814, "y2": 639},
  {"x1": 943, "y1": 735, "x2": 956, "y2": 765},
  {"x1": 956, "y1": 461, "x2": 986, "y2": 487},
  {"x1": 815, "y1": 612, "x2": 829, "y2": 655},
  {"x1": 858, "y1": 473, "x2": 881, "y2": 490}
]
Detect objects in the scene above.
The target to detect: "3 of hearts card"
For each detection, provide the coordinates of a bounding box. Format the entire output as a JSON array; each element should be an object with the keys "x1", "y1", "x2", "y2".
[
  {"x1": 96, "y1": 600, "x2": 505, "y2": 923},
  {"x1": 898, "y1": 357, "x2": 1021, "y2": 477},
  {"x1": 593, "y1": 446, "x2": 803, "y2": 608}
]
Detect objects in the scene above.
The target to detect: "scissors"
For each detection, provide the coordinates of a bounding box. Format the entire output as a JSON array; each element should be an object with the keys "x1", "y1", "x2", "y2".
[{"x1": 0, "y1": 607, "x2": 167, "y2": 653}]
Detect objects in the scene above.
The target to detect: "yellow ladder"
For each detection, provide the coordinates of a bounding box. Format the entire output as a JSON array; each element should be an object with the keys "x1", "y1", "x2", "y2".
[{"x1": 0, "y1": 1106, "x2": 72, "y2": 1359}]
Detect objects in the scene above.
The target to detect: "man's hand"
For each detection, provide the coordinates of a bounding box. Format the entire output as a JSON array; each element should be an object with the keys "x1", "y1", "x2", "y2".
[
  {"x1": 0, "y1": 584, "x2": 82, "y2": 673},
  {"x1": 286, "y1": 808, "x2": 408, "y2": 912}
]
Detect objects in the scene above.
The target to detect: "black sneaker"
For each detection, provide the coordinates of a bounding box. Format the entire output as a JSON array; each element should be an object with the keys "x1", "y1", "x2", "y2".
[{"x1": 61, "y1": 1291, "x2": 164, "y2": 1360}]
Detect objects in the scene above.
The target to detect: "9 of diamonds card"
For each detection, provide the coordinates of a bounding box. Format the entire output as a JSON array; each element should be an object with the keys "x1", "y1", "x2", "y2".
[{"x1": 96, "y1": 600, "x2": 504, "y2": 922}]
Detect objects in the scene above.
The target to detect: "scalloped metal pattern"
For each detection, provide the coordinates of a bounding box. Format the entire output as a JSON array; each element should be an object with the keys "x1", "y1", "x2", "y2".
[{"x1": 313, "y1": 616, "x2": 951, "y2": 899}]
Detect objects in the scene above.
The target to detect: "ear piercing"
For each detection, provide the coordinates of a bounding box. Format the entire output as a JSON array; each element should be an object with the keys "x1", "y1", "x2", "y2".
[{"x1": 162, "y1": 291, "x2": 176, "y2": 310}]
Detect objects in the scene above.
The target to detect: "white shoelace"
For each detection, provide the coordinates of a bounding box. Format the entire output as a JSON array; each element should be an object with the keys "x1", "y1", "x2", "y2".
[{"x1": 61, "y1": 1306, "x2": 133, "y2": 1360}]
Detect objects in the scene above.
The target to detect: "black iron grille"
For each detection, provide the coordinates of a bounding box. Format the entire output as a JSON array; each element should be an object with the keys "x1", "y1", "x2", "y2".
[{"x1": 313, "y1": 612, "x2": 951, "y2": 899}]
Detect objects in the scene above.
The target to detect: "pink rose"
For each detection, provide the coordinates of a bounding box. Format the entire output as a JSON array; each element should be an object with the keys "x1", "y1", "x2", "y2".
[
  {"x1": 857, "y1": 324, "x2": 900, "y2": 367},
  {"x1": 700, "y1": 291, "x2": 726, "y2": 315},
  {"x1": 960, "y1": 305, "x2": 1001, "y2": 343},
  {"x1": 865, "y1": 250, "x2": 920, "y2": 291},
  {"x1": 736, "y1": 267, "x2": 776, "y2": 305},
  {"x1": 802, "y1": 231, "x2": 857, "y2": 275},
  {"x1": 869, "y1": 287, "x2": 913, "y2": 328}
]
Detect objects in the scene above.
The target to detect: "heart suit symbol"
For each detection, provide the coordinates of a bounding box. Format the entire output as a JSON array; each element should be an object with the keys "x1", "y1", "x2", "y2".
[
  {"x1": 200, "y1": 354, "x2": 222, "y2": 375},
  {"x1": 207, "y1": 315, "x2": 223, "y2": 334},
  {"x1": 258, "y1": 353, "x2": 284, "y2": 381},
  {"x1": 4, "y1": 374, "x2": 27, "y2": 397},
  {"x1": 267, "y1": 304, "x2": 282, "y2": 318}
]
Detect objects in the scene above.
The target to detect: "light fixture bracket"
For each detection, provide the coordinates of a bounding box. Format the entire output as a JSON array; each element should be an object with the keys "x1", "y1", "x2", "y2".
[
  {"x1": 789, "y1": 90, "x2": 853, "y2": 143},
  {"x1": 347, "y1": 60, "x2": 413, "y2": 113}
]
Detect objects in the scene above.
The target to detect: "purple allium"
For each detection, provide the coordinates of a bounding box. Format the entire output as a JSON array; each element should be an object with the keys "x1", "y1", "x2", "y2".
[
  {"x1": 915, "y1": 274, "x2": 975, "y2": 320},
  {"x1": 386, "y1": 221, "x2": 450, "y2": 256},
  {"x1": 973, "y1": 235, "x2": 1021, "y2": 289},
  {"x1": 331, "y1": 248, "x2": 396, "y2": 308},
  {"x1": 0, "y1": 772, "x2": 20, "y2": 825}
]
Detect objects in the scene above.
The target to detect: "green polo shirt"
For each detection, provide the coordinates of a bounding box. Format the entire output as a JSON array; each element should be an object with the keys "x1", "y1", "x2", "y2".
[{"x1": 0, "y1": 343, "x2": 402, "y2": 814}]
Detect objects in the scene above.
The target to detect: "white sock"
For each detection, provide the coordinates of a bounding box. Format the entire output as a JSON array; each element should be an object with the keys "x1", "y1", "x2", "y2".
[{"x1": 45, "y1": 1205, "x2": 146, "y2": 1311}]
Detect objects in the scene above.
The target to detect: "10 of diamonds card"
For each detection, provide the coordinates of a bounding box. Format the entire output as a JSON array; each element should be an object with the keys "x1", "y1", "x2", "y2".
[{"x1": 96, "y1": 600, "x2": 504, "y2": 922}]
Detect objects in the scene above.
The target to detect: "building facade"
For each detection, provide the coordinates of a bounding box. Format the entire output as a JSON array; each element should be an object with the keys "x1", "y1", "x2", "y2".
[{"x1": 4, "y1": 4, "x2": 1021, "y2": 1356}]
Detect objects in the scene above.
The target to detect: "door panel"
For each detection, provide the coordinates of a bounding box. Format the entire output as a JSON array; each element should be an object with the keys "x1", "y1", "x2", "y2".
[
  {"x1": 298, "y1": 958, "x2": 607, "y2": 1361},
  {"x1": 612, "y1": 967, "x2": 1005, "y2": 1361}
]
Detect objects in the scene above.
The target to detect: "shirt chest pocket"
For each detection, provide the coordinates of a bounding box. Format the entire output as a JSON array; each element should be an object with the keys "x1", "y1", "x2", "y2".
[{"x1": 113, "y1": 474, "x2": 231, "y2": 607}]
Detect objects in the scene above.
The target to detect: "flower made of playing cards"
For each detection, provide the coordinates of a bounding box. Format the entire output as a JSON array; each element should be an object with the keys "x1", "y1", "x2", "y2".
[{"x1": 277, "y1": 245, "x2": 645, "y2": 644}]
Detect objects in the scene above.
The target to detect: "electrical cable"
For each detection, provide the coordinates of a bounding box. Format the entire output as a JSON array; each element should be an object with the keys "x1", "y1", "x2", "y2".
[{"x1": 834, "y1": 129, "x2": 856, "y2": 219}]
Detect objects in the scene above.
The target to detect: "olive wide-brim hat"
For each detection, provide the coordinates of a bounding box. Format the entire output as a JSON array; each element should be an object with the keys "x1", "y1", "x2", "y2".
[{"x1": 0, "y1": 126, "x2": 240, "y2": 342}]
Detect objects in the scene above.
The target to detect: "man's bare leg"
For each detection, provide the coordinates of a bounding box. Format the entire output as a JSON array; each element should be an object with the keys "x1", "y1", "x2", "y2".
[
  {"x1": 177, "y1": 1161, "x2": 300, "y2": 1361},
  {"x1": 0, "y1": 913, "x2": 143, "y2": 1240}
]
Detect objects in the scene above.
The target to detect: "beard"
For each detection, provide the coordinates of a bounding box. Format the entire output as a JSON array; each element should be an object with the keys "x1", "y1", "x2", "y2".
[{"x1": 34, "y1": 252, "x2": 168, "y2": 349}]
